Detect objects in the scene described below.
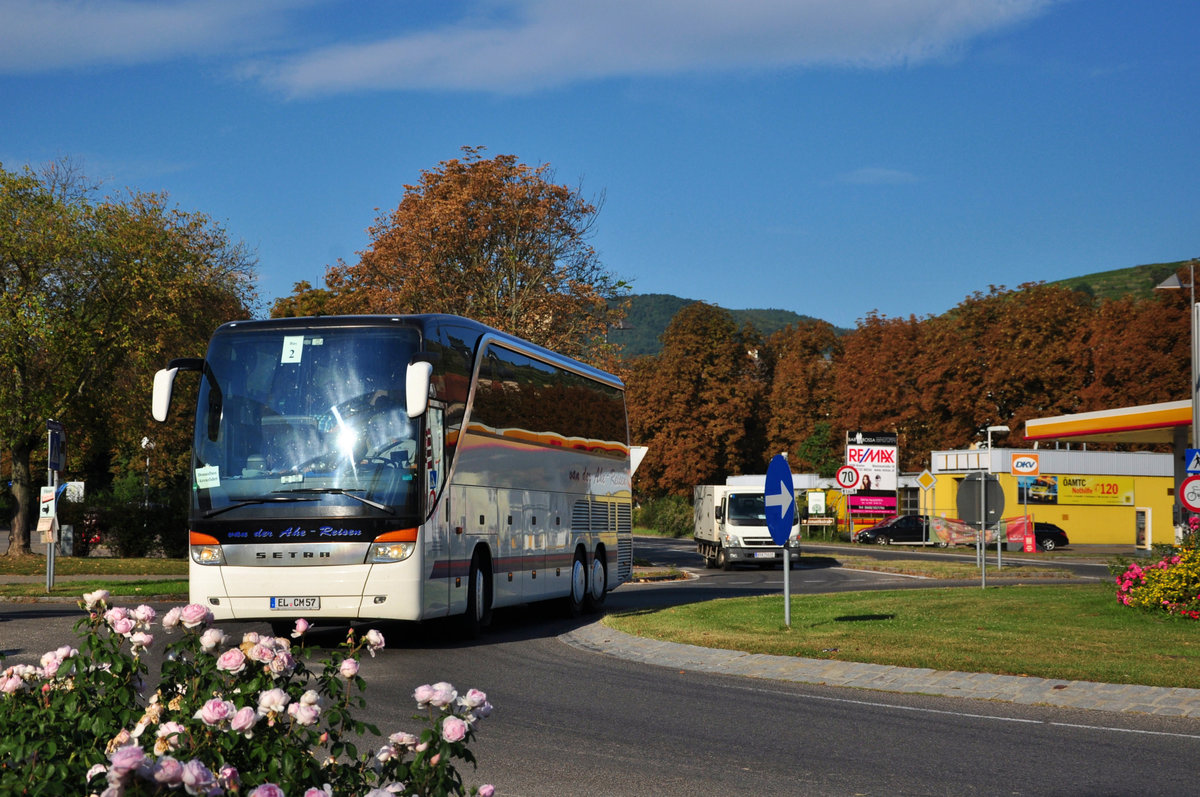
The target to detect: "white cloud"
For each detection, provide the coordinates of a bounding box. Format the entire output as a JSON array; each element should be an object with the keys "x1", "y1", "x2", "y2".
[
  {"x1": 0, "y1": 0, "x2": 306, "y2": 72},
  {"x1": 255, "y1": 0, "x2": 1060, "y2": 96},
  {"x1": 0, "y1": 0, "x2": 1060, "y2": 93},
  {"x1": 837, "y1": 167, "x2": 921, "y2": 185}
]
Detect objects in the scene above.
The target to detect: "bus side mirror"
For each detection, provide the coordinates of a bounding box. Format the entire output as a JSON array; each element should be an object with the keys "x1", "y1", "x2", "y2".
[
  {"x1": 406, "y1": 361, "x2": 433, "y2": 418},
  {"x1": 152, "y1": 368, "x2": 178, "y2": 423},
  {"x1": 151, "y1": 357, "x2": 203, "y2": 423}
]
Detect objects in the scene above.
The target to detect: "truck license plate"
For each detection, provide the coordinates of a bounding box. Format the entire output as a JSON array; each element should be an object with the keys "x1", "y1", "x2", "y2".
[
  {"x1": 270, "y1": 596, "x2": 319, "y2": 610},
  {"x1": 753, "y1": 552, "x2": 776, "y2": 559}
]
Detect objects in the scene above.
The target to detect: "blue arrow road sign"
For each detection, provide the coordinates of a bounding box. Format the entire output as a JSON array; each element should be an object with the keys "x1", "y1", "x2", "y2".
[{"x1": 765, "y1": 454, "x2": 795, "y2": 546}]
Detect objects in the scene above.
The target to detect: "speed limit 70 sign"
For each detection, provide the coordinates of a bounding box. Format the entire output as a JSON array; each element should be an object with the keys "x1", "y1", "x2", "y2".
[{"x1": 835, "y1": 465, "x2": 860, "y2": 490}]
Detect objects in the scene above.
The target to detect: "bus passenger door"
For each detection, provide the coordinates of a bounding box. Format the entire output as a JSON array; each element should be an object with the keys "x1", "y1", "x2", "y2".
[{"x1": 423, "y1": 405, "x2": 450, "y2": 618}]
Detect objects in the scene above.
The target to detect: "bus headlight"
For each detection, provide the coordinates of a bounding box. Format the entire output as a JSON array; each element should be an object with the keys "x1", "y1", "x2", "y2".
[
  {"x1": 191, "y1": 544, "x2": 226, "y2": 566},
  {"x1": 370, "y1": 528, "x2": 419, "y2": 563},
  {"x1": 189, "y1": 531, "x2": 225, "y2": 566},
  {"x1": 371, "y1": 542, "x2": 416, "y2": 562}
]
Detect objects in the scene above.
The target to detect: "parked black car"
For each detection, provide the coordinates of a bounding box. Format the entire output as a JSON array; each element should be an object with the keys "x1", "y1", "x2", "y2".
[
  {"x1": 1033, "y1": 522, "x2": 1069, "y2": 552},
  {"x1": 855, "y1": 515, "x2": 932, "y2": 545}
]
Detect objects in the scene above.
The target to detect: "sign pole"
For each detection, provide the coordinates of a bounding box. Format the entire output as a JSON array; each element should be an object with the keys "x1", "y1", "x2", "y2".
[{"x1": 765, "y1": 455, "x2": 796, "y2": 629}]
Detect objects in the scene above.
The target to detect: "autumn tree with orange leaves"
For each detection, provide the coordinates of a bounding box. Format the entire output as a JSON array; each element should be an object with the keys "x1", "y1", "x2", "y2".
[
  {"x1": 628, "y1": 302, "x2": 765, "y2": 497},
  {"x1": 322, "y1": 147, "x2": 627, "y2": 362}
]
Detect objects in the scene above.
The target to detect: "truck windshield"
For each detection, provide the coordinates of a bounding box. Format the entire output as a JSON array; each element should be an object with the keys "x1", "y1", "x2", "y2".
[
  {"x1": 726, "y1": 493, "x2": 767, "y2": 525},
  {"x1": 191, "y1": 326, "x2": 423, "y2": 520}
]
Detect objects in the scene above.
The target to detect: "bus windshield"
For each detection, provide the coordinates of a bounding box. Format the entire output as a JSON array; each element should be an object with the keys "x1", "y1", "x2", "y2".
[{"x1": 192, "y1": 326, "x2": 423, "y2": 520}]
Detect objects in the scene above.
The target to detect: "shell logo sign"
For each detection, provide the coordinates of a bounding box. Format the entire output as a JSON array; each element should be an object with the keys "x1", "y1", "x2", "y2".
[{"x1": 1011, "y1": 453, "x2": 1040, "y2": 476}]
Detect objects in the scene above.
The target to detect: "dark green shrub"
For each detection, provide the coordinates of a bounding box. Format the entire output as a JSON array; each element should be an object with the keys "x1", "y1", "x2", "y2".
[{"x1": 635, "y1": 495, "x2": 694, "y2": 538}]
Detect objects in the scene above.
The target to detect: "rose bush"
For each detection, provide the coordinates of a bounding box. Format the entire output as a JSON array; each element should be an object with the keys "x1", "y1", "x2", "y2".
[
  {"x1": 0, "y1": 591, "x2": 495, "y2": 796},
  {"x1": 1114, "y1": 539, "x2": 1200, "y2": 619}
]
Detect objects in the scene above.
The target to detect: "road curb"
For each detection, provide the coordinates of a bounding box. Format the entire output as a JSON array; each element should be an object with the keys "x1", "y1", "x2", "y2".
[{"x1": 561, "y1": 619, "x2": 1200, "y2": 719}]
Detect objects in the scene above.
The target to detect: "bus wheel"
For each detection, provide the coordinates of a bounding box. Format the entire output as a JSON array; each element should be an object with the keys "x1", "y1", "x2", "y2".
[
  {"x1": 565, "y1": 550, "x2": 587, "y2": 617},
  {"x1": 585, "y1": 554, "x2": 607, "y2": 612},
  {"x1": 462, "y1": 552, "x2": 493, "y2": 638}
]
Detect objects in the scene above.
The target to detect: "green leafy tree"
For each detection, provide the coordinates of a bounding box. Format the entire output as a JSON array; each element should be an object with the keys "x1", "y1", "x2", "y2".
[
  {"x1": 323, "y1": 146, "x2": 627, "y2": 362},
  {"x1": 0, "y1": 161, "x2": 256, "y2": 556},
  {"x1": 271, "y1": 279, "x2": 335, "y2": 318}
]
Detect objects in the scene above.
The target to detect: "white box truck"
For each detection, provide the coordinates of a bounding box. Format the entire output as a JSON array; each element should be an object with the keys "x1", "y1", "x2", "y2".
[{"x1": 694, "y1": 479, "x2": 802, "y2": 570}]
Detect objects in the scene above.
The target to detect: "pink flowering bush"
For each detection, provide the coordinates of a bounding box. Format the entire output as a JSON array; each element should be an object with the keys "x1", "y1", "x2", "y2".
[
  {"x1": 0, "y1": 591, "x2": 494, "y2": 796},
  {"x1": 1114, "y1": 540, "x2": 1200, "y2": 619}
]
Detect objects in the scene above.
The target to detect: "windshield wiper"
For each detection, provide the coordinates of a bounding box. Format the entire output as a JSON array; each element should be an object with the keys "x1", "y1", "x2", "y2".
[
  {"x1": 202, "y1": 495, "x2": 319, "y2": 519},
  {"x1": 273, "y1": 488, "x2": 393, "y2": 514}
]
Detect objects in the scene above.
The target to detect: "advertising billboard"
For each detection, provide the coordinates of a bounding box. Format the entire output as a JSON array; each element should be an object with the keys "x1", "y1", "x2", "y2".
[{"x1": 846, "y1": 431, "x2": 897, "y2": 514}]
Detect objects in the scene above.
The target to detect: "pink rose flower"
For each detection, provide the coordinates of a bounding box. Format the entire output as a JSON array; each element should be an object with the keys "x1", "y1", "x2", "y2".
[
  {"x1": 181, "y1": 760, "x2": 216, "y2": 794},
  {"x1": 441, "y1": 715, "x2": 469, "y2": 743},
  {"x1": 133, "y1": 604, "x2": 156, "y2": 626},
  {"x1": 83, "y1": 589, "x2": 110, "y2": 610},
  {"x1": 179, "y1": 603, "x2": 212, "y2": 629},
  {"x1": 218, "y1": 765, "x2": 240, "y2": 789},
  {"x1": 479, "y1": 785, "x2": 495, "y2": 797},
  {"x1": 129, "y1": 631, "x2": 154, "y2": 654},
  {"x1": 339, "y1": 658, "x2": 359, "y2": 678},
  {"x1": 291, "y1": 618, "x2": 310, "y2": 638},
  {"x1": 156, "y1": 721, "x2": 186, "y2": 751},
  {"x1": 365, "y1": 628, "x2": 385, "y2": 656},
  {"x1": 151, "y1": 756, "x2": 183, "y2": 786},
  {"x1": 108, "y1": 745, "x2": 146, "y2": 775},
  {"x1": 161, "y1": 606, "x2": 182, "y2": 630},
  {"x1": 110, "y1": 616, "x2": 136, "y2": 636},
  {"x1": 199, "y1": 628, "x2": 226, "y2": 652},
  {"x1": 413, "y1": 684, "x2": 434, "y2": 707},
  {"x1": 216, "y1": 647, "x2": 247, "y2": 674},
  {"x1": 257, "y1": 688, "x2": 290, "y2": 717},
  {"x1": 248, "y1": 784, "x2": 286, "y2": 797},
  {"x1": 231, "y1": 706, "x2": 258, "y2": 736},
  {"x1": 429, "y1": 682, "x2": 456, "y2": 708},
  {"x1": 288, "y1": 702, "x2": 321, "y2": 726},
  {"x1": 195, "y1": 698, "x2": 237, "y2": 727},
  {"x1": 389, "y1": 731, "x2": 418, "y2": 749}
]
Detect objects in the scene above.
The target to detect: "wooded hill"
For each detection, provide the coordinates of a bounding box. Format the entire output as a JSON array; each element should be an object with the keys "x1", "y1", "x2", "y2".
[{"x1": 617, "y1": 260, "x2": 1193, "y2": 359}]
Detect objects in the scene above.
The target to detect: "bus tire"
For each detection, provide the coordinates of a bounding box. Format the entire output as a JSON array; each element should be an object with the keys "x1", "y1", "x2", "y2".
[
  {"x1": 565, "y1": 549, "x2": 587, "y2": 617},
  {"x1": 462, "y1": 551, "x2": 493, "y2": 638},
  {"x1": 585, "y1": 552, "x2": 607, "y2": 612}
]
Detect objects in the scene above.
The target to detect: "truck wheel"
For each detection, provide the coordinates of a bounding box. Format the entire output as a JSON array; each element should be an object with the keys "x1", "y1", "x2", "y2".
[{"x1": 716, "y1": 547, "x2": 733, "y2": 571}]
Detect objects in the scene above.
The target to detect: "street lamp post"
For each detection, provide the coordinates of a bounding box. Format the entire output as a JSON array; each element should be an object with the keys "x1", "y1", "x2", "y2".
[
  {"x1": 987, "y1": 425, "x2": 1010, "y2": 570},
  {"x1": 1155, "y1": 260, "x2": 1199, "y2": 531}
]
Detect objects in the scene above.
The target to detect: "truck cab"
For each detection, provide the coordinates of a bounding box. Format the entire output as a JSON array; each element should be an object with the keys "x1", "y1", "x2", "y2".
[{"x1": 694, "y1": 483, "x2": 801, "y2": 570}]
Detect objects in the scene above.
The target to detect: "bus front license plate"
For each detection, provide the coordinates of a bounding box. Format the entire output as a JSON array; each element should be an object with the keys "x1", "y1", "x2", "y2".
[{"x1": 271, "y1": 597, "x2": 319, "y2": 610}]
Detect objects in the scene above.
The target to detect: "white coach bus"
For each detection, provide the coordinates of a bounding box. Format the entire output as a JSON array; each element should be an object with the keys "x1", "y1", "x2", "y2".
[{"x1": 152, "y1": 314, "x2": 633, "y2": 634}]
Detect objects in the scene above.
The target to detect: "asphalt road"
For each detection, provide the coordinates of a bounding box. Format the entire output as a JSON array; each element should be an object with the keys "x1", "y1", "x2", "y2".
[{"x1": 3, "y1": 537, "x2": 1197, "y2": 795}]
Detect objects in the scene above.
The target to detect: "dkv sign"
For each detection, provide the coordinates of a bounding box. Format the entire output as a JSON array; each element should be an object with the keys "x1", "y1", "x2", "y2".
[{"x1": 1011, "y1": 453, "x2": 1040, "y2": 476}]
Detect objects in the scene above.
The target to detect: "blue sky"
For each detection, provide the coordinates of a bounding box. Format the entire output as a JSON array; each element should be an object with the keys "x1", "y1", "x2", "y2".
[{"x1": 2, "y1": 0, "x2": 1197, "y2": 329}]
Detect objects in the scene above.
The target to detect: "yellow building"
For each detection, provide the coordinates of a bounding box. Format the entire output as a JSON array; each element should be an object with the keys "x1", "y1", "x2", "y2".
[{"x1": 924, "y1": 447, "x2": 1173, "y2": 550}]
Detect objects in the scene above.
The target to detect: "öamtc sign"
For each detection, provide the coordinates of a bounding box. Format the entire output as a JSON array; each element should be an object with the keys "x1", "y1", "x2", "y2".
[{"x1": 1011, "y1": 452, "x2": 1040, "y2": 476}]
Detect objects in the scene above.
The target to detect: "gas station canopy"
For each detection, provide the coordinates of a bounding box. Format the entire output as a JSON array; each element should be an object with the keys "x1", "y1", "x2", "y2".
[{"x1": 1024, "y1": 400, "x2": 1190, "y2": 445}]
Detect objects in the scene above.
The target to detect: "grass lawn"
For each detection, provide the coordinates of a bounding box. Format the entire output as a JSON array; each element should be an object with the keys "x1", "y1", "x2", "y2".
[
  {"x1": 606, "y1": 583, "x2": 1200, "y2": 689},
  {"x1": 0, "y1": 556, "x2": 187, "y2": 577},
  {"x1": 0, "y1": 579, "x2": 189, "y2": 600}
]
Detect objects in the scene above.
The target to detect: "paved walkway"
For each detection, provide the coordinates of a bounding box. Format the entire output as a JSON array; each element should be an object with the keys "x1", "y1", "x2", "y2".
[{"x1": 561, "y1": 620, "x2": 1200, "y2": 719}]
